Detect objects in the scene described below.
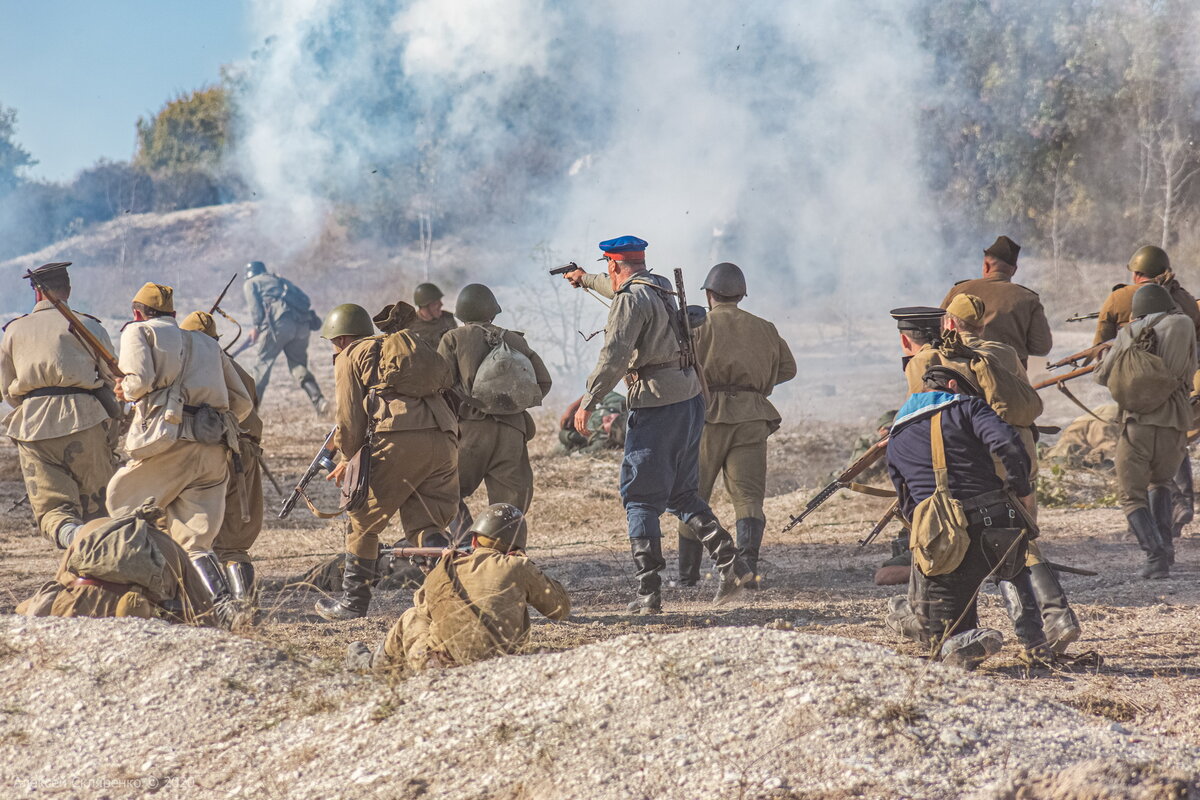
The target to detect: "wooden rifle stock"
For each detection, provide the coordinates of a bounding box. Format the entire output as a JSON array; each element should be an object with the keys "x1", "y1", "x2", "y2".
[
  {"x1": 1045, "y1": 341, "x2": 1111, "y2": 371},
  {"x1": 782, "y1": 436, "x2": 889, "y2": 533},
  {"x1": 1032, "y1": 363, "x2": 1097, "y2": 391},
  {"x1": 23, "y1": 263, "x2": 124, "y2": 377}
]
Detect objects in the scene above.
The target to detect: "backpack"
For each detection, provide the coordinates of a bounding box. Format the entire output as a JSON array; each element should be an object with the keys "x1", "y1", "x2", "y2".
[
  {"x1": 467, "y1": 329, "x2": 543, "y2": 416},
  {"x1": 277, "y1": 277, "x2": 312, "y2": 313},
  {"x1": 372, "y1": 331, "x2": 454, "y2": 398},
  {"x1": 1105, "y1": 315, "x2": 1180, "y2": 414},
  {"x1": 938, "y1": 333, "x2": 1043, "y2": 427}
]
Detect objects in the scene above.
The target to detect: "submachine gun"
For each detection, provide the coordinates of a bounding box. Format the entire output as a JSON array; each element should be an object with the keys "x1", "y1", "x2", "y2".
[{"x1": 279, "y1": 427, "x2": 338, "y2": 519}]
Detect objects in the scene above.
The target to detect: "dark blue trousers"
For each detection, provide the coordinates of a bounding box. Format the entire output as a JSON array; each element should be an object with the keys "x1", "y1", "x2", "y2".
[{"x1": 620, "y1": 394, "x2": 712, "y2": 539}]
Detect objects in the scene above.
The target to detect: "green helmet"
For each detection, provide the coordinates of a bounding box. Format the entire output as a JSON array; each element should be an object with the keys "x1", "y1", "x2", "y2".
[
  {"x1": 455, "y1": 283, "x2": 501, "y2": 323},
  {"x1": 320, "y1": 303, "x2": 374, "y2": 340},
  {"x1": 467, "y1": 503, "x2": 527, "y2": 551},
  {"x1": 246, "y1": 260, "x2": 266, "y2": 278},
  {"x1": 413, "y1": 282, "x2": 444, "y2": 308},
  {"x1": 1131, "y1": 284, "x2": 1175, "y2": 318},
  {"x1": 1128, "y1": 245, "x2": 1170, "y2": 277},
  {"x1": 701, "y1": 262, "x2": 747, "y2": 298}
]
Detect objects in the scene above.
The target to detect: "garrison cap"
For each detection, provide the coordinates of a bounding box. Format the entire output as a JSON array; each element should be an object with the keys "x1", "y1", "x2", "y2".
[
  {"x1": 984, "y1": 235, "x2": 1020, "y2": 266},
  {"x1": 597, "y1": 235, "x2": 648, "y2": 261},
  {"x1": 133, "y1": 282, "x2": 175, "y2": 314},
  {"x1": 945, "y1": 293, "x2": 986, "y2": 325},
  {"x1": 890, "y1": 306, "x2": 945, "y2": 333},
  {"x1": 180, "y1": 311, "x2": 219, "y2": 339}
]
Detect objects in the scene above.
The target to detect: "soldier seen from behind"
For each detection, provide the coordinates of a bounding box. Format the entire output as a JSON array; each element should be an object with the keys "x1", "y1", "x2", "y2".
[{"x1": 242, "y1": 260, "x2": 328, "y2": 414}]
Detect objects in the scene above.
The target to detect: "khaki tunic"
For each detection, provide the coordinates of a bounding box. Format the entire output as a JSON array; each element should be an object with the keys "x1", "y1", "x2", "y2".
[
  {"x1": 941, "y1": 274, "x2": 1052, "y2": 365},
  {"x1": 381, "y1": 548, "x2": 570, "y2": 670},
  {"x1": 107, "y1": 318, "x2": 253, "y2": 555},
  {"x1": 408, "y1": 311, "x2": 458, "y2": 347},
  {"x1": 334, "y1": 334, "x2": 459, "y2": 557},
  {"x1": 213, "y1": 359, "x2": 264, "y2": 563},
  {"x1": 438, "y1": 323, "x2": 552, "y2": 512},
  {"x1": 1, "y1": 300, "x2": 116, "y2": 543},
  {"x1": 581, "y1": 272, "x2": 700, "y2": 409},
  {"x1": 1093, "y1": 278, "x2": 1200, "y2": 345}
]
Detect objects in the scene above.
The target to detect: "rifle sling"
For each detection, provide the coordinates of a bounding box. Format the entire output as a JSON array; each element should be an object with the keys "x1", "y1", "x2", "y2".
[
  {"x1": 300, "y1": 488, "x2": 344, "y2": 520},
  {"x1": 847, "y1": 482, "x2": 897, "y2": 498},
  {"x1": 1056, "y1": 381, "x2": 1107, "y2": 423}
]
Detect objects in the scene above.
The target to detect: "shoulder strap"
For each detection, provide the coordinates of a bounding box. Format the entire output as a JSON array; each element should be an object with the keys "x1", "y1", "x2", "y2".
[
  {"x1": 441, "y1": 554, "x2": 506, "y2": 646},
  {"x1": 930, "y1": 411, "x2": 949, "y2": 493}
]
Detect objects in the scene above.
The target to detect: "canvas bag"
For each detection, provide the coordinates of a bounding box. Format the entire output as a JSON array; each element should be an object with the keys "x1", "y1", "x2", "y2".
[
  {"x1": 467, "y1": 329, "x2": 543, "y2": 415},
  {"x1": 1106, "y1": 314, "x2": 1180, "y2": 414},
  {"x1": 908, "y1": 412, "x2": 971, "y2": 576},
  {"x1": 938, "y1": 332, "x2": 1042, "y2": 427},
  {"x1": 124, "y1": 329, "x2": 193, "y2": 459}
]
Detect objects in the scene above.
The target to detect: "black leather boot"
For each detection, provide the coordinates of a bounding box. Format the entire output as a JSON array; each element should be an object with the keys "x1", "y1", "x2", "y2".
[
  {"x1": 315, "y1": 555, "x2": 377, "y2": 620},
  {"x1": 1027, "y1": 561, "x2": 1081, "y2": 653},
  {"x1": 998, "y1": 570, "x2": 1050, "y2": 658},
  {"x1": 1149, "y1": 487, "x2": 1176, "y2": 566},
  {"x1": 299, "y1": 375, "x2": 326, "y2": 414},
  {"x1": 225, "y1": 561, "x2": 257, "y2": 611},
  {"x1": 1172, "y1": 456, "x2": 1194, "y2": 539},
  {"x1": 1127, "y1": 508, "x2": 1169, "y2": 579},
  {"x1": 677, "y1": 533, "x2": 702, "y2": 587},
  {"x1": 735, "y1": 518, "x2": 765, "y2": 588},
  {"x1": 686, "y1": 513, "x2": 751, "y2": 604},
  {"x1": 190, "y1": 552, "x2": 238, "y2": 630},
  {"x1": 627, "y1": 538, "x2": 664, "y2": 614}
]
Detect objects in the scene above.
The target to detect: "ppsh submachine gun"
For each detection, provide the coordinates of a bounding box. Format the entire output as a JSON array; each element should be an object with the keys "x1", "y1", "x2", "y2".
[
  {"x1": 783, "y1": 437, "x2": 892, "y2": 533},
  {"x1": 279, "y1": 427, "x2": 338, "y2": 519}
]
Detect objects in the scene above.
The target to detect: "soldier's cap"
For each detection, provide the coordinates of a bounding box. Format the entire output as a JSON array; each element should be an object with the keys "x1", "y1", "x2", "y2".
[
  {"x1": 597, "y1": 235, "x2": 648, "y2": 261},
  {"x1": 945, "y1": 293, "x2": 986, "y2": 325},
  {"x1": 890, "y1": 306, "x2": 945, "y2": 332},
  {"x1": 132, "y1": 282, "x2": 174, "y2": 313},
  {"x1": 984, "y1": 235, "x2": 1020, "y2": 266},
  {"x1": 373, "y1": 300, "x2": 417, "y2": 334},
  {"x1": 24, "y1": 261, "x2": 72, "y2": 282},
  {"x1": 180, "y1": 310, "x2": 219, "y2": 340},
  {"x1": 923, "y1": 364, "x2": 982, "y2": 397}
]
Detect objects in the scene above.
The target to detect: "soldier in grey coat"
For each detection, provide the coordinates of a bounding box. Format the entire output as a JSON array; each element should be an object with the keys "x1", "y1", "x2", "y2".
[{"x1": 243, "y1": 260, "x2": 327, "y2": 413}]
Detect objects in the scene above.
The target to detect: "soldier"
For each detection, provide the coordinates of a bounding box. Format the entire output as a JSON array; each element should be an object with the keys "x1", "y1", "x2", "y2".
[
  {"x1": 1095, "y1": 284, "x2": 1197, "y2": 579},
  {"x1": 438, "y1": 284, "x2": 551, "y2": 521},
  {"x1": 242, "y1": 260, "x2": 327, "y2": 413},
  {"x1": 1093, "y1": 246, "x2": 1200, "y2": 345},
  {"x1": 940, "y1": 235, "x2": 1051, "y2": 367},
  {"x1": 558, "y1": 392, "x2": 628, "y2": 455},
  {"x1": 106, "y1": 283, "x2": 254, "y2": 628},
  {"x1": 408, "y1": 282, "x2": 459, "y2": 346},
  {"x1": 677, "y1": 262, "x2": 796, "y2": 588},
  {"x1": 180, "y1": 311, "x2": 264, "y2": 610},
  {"x1": 562, "y1": 235, "x2": 752, "y2": 613},
  {"x1": 313, "y1": 303, "x2": 460, "y2": 621},
  {"x1": 0, "y1": 263, "x2": 117, "y2": 549},
  {"x1": 351, "y1": 503, "x2": 570, "y2": 671}
]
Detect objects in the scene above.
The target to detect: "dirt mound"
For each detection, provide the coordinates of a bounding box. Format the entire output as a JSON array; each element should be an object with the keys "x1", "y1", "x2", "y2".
[
  {"x1": 1, "y1": 617, "x2": 1197, "y2": 799},
  {"x1": 986, "y1": 760, "x2": 1195, "y2": 800}
]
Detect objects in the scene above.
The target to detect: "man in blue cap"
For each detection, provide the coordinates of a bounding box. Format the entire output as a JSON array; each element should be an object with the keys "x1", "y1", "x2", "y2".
[{"x1": 561, "y1": 236, "x2": 752, "y2": 613}]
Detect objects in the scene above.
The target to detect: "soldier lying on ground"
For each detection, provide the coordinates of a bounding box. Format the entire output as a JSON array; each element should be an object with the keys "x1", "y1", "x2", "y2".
[
  {"x1": 345, "y1": 503, "x2": 570, "y2": 671},
  {"x1": 558, "y1": 392, "x2": 628, "y2": 454}
]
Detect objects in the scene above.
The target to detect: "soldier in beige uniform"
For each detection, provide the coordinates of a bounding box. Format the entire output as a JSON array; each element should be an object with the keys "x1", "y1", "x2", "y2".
[
  {"x1": 180, "y1": 311, "x2": 264, "y2": 607},
  {"x1": 313, "y1": 303, "x2": 460, "y2": 621},
  {"x1": 1093, "y1": 246, "x2": 1200, "y2": 345},
  {"x1": 439, "y1": 284, "x2": 551, "y2": 521},
  {"x1": 678, "y1": 262, "x2": 795, "y2": 587},
  {"x1": 1095, "y1": 284, "x2": 1197, "y2": 579},
  {"x1": 355, "y1": 504, "x2": 570, "y2": 671},
  {"x1": 408, "y1": 282, "x2": 459, "y2": 346},
  {"x1": 1, "y1": 263, "x2": 116, "y2": 549},
  {"x1": 107, "y1": 283, "x2": 254, "y2": 627},
  {"x1": 940, "y1": 235, "x2": 1051, "y2": 367}
]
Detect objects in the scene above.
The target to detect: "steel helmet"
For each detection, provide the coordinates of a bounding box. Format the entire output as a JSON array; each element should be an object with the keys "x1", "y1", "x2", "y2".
[
  {"x1": 1128, "y1": 246, "x2": 1170, "y2": 278},
  {"x1": 701, "y1": 262, "x2": 747, "y2": 298},
  {"x1": 320, "y1": 303, "x2": 374, "y2": 340},
  {"x1": 413, "y1": 283, "x2": 444, "y2": 308},
  {"x1": 1131, "y1": 284, "x2": 1175, "y2": 318},
  {"x1": 455, "y1": 283, "x2": 502, "y2": 323},
  {"x1": 246, "y1": 260, "x2": 267, "y2": 278},
  {"x1": 467, "y1": 503, "x2": 527, "y2": 551}
]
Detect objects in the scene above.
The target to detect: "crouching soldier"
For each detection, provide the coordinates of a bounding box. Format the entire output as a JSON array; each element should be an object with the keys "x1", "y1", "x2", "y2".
[
  {"x1": 348, "y1": 503, "x2": 570, "y2": 671},
  {"x1": 885, "y1": 365, "x2": 1037, "y2": 670}
]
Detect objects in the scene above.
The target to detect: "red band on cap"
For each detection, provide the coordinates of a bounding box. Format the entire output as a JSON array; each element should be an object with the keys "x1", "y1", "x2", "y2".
[{"x1": 604, "y1": 250, "x2": 646, "y2": 261}]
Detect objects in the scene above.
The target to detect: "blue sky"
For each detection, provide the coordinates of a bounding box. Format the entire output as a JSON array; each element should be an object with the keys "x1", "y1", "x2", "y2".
[{"x1": 0, "y1": 0, "x2": 251, "y2": 181}]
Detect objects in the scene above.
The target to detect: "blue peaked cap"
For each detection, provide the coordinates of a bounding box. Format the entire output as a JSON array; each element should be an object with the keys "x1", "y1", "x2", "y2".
[{"x1": 598, "y1": 235, "x2": 648, "y2": 255}]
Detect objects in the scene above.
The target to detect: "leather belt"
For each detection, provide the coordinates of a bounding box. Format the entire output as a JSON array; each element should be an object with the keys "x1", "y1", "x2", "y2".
[
  {"x1": 709, "y1": 384, "x2": 761, "y2": 394},
  {"x1": 73, "y1": 577, "x2": 133, "y2": 594},
  {"x1": 625, "y1": 361, "x2": 678, "y2": 385},
  {"x1": 183, "y1": 404, "x2": 203, "y2": 415},
  {"x1": 24, "y1": 386, "x2": 92, "y2": 399},
  {"x1": 966, "y1": 501, "x2": 1017, "y2": 528}
]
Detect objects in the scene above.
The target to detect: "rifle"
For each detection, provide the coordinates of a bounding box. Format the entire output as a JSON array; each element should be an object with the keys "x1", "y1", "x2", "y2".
[
  {"x1": 783, "y1": 437, "x2": 889, "y2": 533},
  {"x1": 857, "y1": 499, "x2": 901, "y2": 550},
  {"x1": 1045, "y1": 341, "x2": 1111, "y2": 372},
  {"x1": 378, "y1": 546, "x2": 471, "y2": 559},
  {"x1": 278, "y1": 427, "x2": 338, "y2": 519},
  {"x1": 209, "y1": 272, "x2": 245, "y2": 354},
  {"x1": 1066, "y1": 312, "x2": 1100, "y2": 323},
  {"x1": 673, "y1": 268, "x2": 709, "y2": 401},
  {"x1": 23, "y1": 263, "x2": 124, "y2": 377}
]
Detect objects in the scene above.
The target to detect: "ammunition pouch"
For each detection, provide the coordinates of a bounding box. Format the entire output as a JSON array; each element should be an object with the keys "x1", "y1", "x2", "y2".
[{"x1": 979, "y1": 527, "x2": 1027, "y2": 582}]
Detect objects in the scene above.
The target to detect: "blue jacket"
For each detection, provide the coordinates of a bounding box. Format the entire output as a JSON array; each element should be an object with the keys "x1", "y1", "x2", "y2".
[{"x1": 886, "y1": 391, "x2": 1031, "y2": 519}]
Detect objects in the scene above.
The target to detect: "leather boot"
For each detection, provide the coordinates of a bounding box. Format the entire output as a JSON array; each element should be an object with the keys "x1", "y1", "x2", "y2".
[
  {"x1": 627, "y1": 538, "x2": 664, "y2": 614},
  {"x1": 299, "y1": 376, "x2": 326, "y2": 414},
  {"x1": 735, "y1": 517, "x2": 765, "y2": 589},
  {"x1": 686, "y1": 513, "x2": 752, "y2": 604},
  {"x1": 998, "y1": 571, "x2": 1049, "y2": 658},
  {"x1": 315, "y1": 555, "x2": 377, "y2": 620},
  {"x1": 190, "y1": 552, "x2": 238, "y2": 630},
  {"x1": 1027, "y1": 561, "x2": 1081, "y2": 653},
  {"x1": 939, "y1": 628, "x2": 1004, "y2": 671},
  {"x1": 1172, "y1": 456, "x2": 1194, "y2": 538},
  {"x1": 448, "y1": 501, "x2": 474, "y2": 545},
  {"x1": 1127, "y1": 508, "x2": 1169, "y2": 579},
  {"x1": 885, "y1": 596, "x2": 928, "y2": 643},
  {"x1": 225, "y1": 561, "x2": 257, "y2": 612},
  {"x1": 677, "y1": 533, "x2": 702, "y2": 587},
  {"x1": 1149, "y1": 487, "x2": 1176, "y2": 566}
]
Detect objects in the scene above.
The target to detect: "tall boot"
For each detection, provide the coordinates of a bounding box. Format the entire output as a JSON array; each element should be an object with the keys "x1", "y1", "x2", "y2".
[
  {"x1": 735, "y1": 518, "x2": 765, "y2": 589},
  {"x1": 1127, "y1": 508, "x2": 1169, "y2": 579},
  {"x1": 314, "y1": 555, "x2": 377, "y2": 620},
  {"x1": 998, "y1": 571, "x2": 1049, "y2": 658},
  {"x1": 677, "y1": 533, "x2": 702, "y2": 587},
  {"x1": 225, "y1": 561, "x2": 257, "y2": 612},
  {"x1": 448, "y1": 502, "x2": 474, "y2": 546},
  {"x1": 1027, "y1": 561, "x2": 1081, "y2": 653},
  {"x1": 685, "y1": 513, "x2": 752, "y2": 605},
  {"x1": 627, "y1": 538, "x2": 665, "y2": 614},
  {"x1": 190, "y1": 552, "x2": 238, "y2": 630},
  {"x1": 1149, "y1": 487, "x2": 1176, "y2": 566},
  {"x1": 1172, "y1": 456, "x2": 1194, "y2": 539},
  {"x1": 300, "y1": 375, "x2": 328, "y2": 416}
]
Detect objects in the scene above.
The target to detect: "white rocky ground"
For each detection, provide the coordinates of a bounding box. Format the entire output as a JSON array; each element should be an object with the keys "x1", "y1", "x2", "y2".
[{"x1": 0, "y1": 617, "x2": 1194, "y2": 800}]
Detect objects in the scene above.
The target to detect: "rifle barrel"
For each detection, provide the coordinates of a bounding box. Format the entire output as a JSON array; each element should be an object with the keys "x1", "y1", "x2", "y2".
[
  {"x1": 1033, "y1": 363, "x2": 1097, "y2": 391},
  {"x1": 209, "y1": 273, "x2": 238, "y2": 315}
]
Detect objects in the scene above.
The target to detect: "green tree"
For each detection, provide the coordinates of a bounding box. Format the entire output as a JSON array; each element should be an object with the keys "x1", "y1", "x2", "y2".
[
  {"x1": 0, "y1": 103, "x2": 36, "y2": 196},
  {"x1": 135, "y1": 86, "x2": 229, "y2": 173}
]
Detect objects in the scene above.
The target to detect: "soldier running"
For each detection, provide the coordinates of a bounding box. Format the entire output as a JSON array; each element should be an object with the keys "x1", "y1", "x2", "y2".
[{"x1": 242, "y1": 260, "x2": 328, "y2": 413}]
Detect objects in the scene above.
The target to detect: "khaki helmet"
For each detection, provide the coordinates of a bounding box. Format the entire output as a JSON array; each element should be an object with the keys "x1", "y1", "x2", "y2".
[
  {"x1": 1131, "y1": 284, "x2": 1175, "y2": 318},
  {"x1": 320, "y1": 303, "x2": 374, "y2": 340},
  {"x1": 413, "y1": 282, "x2": 444, "y2": 308},
  {"x1": 455, "y1": 283, "x2": 501, "y2": 323},
  {"x1": 467, "y1": 503, "x2": 527, "y2": 551},
  {"x1": 1128, "y1": 245, "x2": 1170, "y2": 277},
  {"x1": 701, "y1": 262, "x2": 747, "y2": 298}
]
